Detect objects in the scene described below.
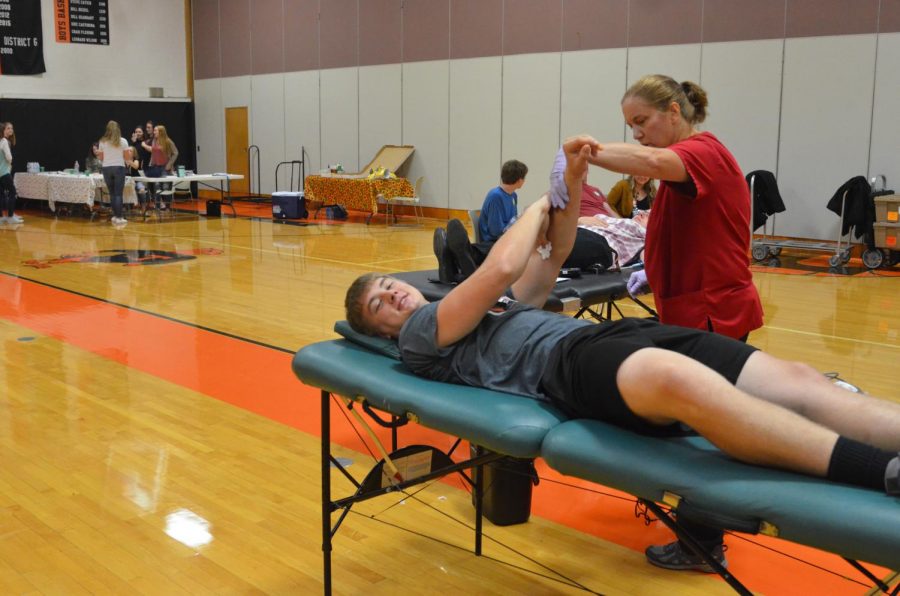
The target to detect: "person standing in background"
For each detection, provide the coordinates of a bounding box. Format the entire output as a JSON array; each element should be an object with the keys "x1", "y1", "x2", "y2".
[
  {"x1": 142, "y1": 124, "x2": 178, "y2": 209},
  {"x1": 0, "y1": 122, "x2": 22, "y2": 224},
  {"x1": 131, "y1": 125, "x2": 151, "y2": 171},
  {"x1": 128, "y1": 126, "x2": 149, "y2": 206},
  {"x1": 97, "y1": 120, "x2": 132, "y2": 225}
]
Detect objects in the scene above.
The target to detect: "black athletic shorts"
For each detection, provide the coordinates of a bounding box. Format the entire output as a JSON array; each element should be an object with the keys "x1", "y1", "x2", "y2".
[{"x1": 539, "y1": 318, "x2": 758, "y2": 436}]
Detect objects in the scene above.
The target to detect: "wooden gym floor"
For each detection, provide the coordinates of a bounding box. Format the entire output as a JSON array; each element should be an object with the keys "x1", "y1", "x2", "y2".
[{"x1": 0, "y1": 203, "x2": 898, "y2": 595}]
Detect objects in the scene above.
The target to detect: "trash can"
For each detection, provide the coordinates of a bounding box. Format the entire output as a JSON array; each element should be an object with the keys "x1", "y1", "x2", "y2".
[{"x1": 470, "y1": 444, "x2": 539, "y2": 526}]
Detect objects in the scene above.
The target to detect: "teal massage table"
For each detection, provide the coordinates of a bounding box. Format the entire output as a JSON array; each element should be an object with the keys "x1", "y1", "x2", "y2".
[{"x1": 292, "y1": 322, "x2": 900, "y2": 595}]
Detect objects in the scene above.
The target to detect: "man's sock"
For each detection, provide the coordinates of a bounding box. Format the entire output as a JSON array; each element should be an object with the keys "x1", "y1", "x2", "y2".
[{"x1": 827, "y1": 436, "x2": 896, "y2": 492}]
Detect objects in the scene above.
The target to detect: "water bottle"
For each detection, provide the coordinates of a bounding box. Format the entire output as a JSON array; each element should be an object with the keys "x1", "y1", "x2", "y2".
[{"x1": 74, "y1": 160, "x2": 79, "y2": 173}]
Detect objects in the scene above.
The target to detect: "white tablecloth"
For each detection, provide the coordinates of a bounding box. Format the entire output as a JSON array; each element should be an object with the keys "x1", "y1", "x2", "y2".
[{"x1": 15, "y1": 172, "x2": 138, "y2": 212}]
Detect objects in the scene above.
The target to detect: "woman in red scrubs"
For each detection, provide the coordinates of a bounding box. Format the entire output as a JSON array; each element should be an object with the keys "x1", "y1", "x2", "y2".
[{"x1": 587, "y1": 73, "x2": 763, "y2": 570}]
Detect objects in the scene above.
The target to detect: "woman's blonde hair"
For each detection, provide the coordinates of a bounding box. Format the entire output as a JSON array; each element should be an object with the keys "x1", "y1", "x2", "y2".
[
  {"x1": 623, "y1": 74, "x2": 709, "y2": 125},
  {"x1": 627, "y1": 175, "x2": 657, "y2": 202},
  {"x1": 100, "y1": 120, "x2": 122, "y2": 144},
  {"x1": 154, "y1": 124, "x2": 175, "y2": 157}
]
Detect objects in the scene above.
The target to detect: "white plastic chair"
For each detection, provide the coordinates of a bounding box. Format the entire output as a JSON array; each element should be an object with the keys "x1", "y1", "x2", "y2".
[{"x1": 383, "y1": 176, "x2": 425, "y2": 226}]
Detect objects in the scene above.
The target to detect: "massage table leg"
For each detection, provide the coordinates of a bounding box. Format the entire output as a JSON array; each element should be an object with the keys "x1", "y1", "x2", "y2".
[{"x1": 317, "y1": 388, "x2": 508, "y2": 595}]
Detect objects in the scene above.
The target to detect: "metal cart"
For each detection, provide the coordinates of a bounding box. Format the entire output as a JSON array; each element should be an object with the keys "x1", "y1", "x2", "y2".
[{"x1": 750, "y1": 174, "x2": 880, "y2": 268}]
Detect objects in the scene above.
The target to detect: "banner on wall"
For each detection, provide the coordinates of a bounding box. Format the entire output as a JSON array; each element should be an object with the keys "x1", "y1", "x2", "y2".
[
  {"x1": 0, "y1": 1, "x2": 46, "y2": 75},
  {"x1": 55, "y1": 0, "x2": 109, "y2": 46}
]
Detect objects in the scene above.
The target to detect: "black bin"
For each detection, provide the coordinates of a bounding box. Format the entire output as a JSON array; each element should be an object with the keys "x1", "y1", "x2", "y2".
[
  {"x1": 272, "y1": 191, "x2": 307, "y2": 219},
  {"x1": 206, "y1": 200, "x2": 221, "y2": 216},
  {"x1": 470, "y1": 444, "x2": 538, "y2": 526}
]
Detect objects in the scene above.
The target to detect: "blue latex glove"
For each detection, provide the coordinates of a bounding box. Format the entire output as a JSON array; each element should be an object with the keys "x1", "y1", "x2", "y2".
[
  {"x1": 548, "y1": 147, "x2": 569, "y2": 209},
  {"x1": 627, "y1": 269, "x2": 649, "y2": 296}
]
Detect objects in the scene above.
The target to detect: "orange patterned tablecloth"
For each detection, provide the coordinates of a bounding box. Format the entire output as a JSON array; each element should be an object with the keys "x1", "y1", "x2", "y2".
[{"x1": 304, "y1": 175, "x2": 414, "y2": 215}]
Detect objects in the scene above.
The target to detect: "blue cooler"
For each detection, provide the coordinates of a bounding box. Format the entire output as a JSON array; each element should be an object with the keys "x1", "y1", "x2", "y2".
[{"x1": 272, "y1": 192, "x2": 307, "y2": 219}]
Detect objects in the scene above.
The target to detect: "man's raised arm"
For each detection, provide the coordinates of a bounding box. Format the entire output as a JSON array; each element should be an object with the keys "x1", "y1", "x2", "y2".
[{"x1": 511, "y1": 135, "x2": 597, "y2": 305}]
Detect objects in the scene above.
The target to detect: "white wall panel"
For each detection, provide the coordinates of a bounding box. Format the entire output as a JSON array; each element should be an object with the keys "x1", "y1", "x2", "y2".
[
  {"x1": 220, "y1": 76, "x2": 252, "y2": 108},
  {"x1": 449, "y1": 57, "x2": 503, "y2": 211},
  {"x1": 250, "y1": 74, "x2": 286, "y2": 194},
  {"x1": 320, "y1": 68, "x2": 360, "y2": 172},
  {"x1": 869, "y1": 33, "x2": 900, "y2": 190},
  {"x1": 502, "y1": 53, "x2": 560, "y2": 206},
  {"x1": 701, "y1": 40, "x2": 783, "y2": 177},
  {"x1": 194, "y1": 78, "x2": 225, "y2": 175},
  {"x1": 2, "y1": 0, "x2": 187, "y2": 100},
  {"x1": 626, "y1": 44, "x2": 701, "y2": 89},
  {"x1": 778, "y1": 35, "x2": 876, "y2": 240},
  {"x1": 560, "y1": 48, "x2": 628, "y2": 193},
  {"x1": 402, "y1": 61, "x2": 450, "y2": 209},
  {"x1": 359, "y1": 64, "x2": 403, "y2": 173},
  {"x1": 284, "y1": 70, "x2": 321, "y2": 180}
]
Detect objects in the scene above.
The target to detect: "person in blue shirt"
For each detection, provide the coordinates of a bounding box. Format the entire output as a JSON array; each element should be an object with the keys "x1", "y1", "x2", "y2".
[{"x1": 478, "y1": 159, "x2": 528, "y2": 243}]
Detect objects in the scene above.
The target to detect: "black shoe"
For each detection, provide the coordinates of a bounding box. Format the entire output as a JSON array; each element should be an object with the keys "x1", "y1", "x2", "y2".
[
  {"x1": 886, "y1": 454, "x2": 900, "y2": 495},
  {"x1": 645, "y1": 541, "x2": 726, "y2": 573},
  {"x1": 433, "y1": 227, "x2": 455, "y2": 284},
  {"x1": 447, "y1": 218, "x2": 478, "y2": 279}
]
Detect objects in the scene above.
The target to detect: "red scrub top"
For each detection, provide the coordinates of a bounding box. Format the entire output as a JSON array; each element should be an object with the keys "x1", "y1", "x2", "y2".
[{"x1": 644, "y1": 132, "x2": 763, "y2": 339}]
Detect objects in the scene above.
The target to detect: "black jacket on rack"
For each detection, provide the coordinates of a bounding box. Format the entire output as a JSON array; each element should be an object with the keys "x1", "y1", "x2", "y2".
[
  {"x1": 826, "y1": 176, "x2": 874, "y2": 243},
  {"x1": 746, "y1": 170, "x2": 786, "y2": 231}
]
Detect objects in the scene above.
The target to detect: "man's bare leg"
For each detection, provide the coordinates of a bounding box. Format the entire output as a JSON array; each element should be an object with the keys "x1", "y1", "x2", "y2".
[
  {"x1": 617, "y1": 348, "x2": 838, "y2": 476},
  {"x1": 735, "y1": 352, "x2": 900, "y2": 451}
]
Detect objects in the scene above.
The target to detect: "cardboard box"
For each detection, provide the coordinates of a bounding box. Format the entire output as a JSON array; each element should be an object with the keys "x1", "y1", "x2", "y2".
[
  {"x1": 875, "y1": 194, "x2": 900, "y2": 223},
  {"x1": 874, "y1": 222, "x2": 899, "y2": 249}
]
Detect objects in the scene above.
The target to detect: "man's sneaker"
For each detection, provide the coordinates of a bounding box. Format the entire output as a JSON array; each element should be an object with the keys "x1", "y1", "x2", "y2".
[
  {"x1": 433, "y1": 227, "x2": 456, "y2": 284},
  {"x1": 0, "y1": 216, "x2": 8, "y2": 224},
  {"x1": 9, "y1": 215, "x2": 23, "y2": 224},
  {"x1": 825, "y1": 372, "x2": 865, "y2": 393},
  {"x1": 447, "y1": 218, "x2": 478, "y2": 278},
  {"x1": 645, "y1": 541, "x2": 726, "y2": 573},
  {"x1": 886, "y1": 454, "x2": 900, "y2": 496}
]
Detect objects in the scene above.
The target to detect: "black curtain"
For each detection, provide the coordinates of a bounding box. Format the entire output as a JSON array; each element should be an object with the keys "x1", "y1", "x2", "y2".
[{"x1": 0, "y1": 98, "x2": 195, "y2": 173}]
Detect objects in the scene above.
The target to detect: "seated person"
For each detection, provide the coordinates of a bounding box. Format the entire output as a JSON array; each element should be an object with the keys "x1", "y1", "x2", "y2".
[
  {"x1": 345, "y1": 135, "x2": 900, "y2": 548},
  {"x1": 580, "y1": 171, "x2": 617, "y2": 218},
  {"x1": 85, "y1": 143, "x2": 103, "y2": 174},
  {"x1": 436, "y1": 157, "x2": 629, "y2": 284},
  {"x1": 478, "y1": 159, "x2": 528, "y2": 243},
  {"x1": 607, "y1": 174, "x2": 657, "y2": 218}
]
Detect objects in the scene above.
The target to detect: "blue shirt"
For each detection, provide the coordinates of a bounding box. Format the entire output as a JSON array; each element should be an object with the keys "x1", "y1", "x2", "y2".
[{"x1": 478, "y1": 186, "x2": 518, "y2": 243}]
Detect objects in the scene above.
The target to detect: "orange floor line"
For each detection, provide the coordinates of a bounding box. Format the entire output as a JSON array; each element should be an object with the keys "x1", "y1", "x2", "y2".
[{"x1": 0, "y1": 273, "x2": 884, "y2": 594}]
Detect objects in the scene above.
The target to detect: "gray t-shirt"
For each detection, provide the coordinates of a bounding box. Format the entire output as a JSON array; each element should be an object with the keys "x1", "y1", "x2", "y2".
[{"x1": 398, "y1": 299, "x2": 592, "y2": 399}]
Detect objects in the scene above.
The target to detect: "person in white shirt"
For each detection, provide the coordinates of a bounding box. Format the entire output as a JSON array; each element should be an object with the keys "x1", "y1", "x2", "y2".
[
  {"x1": 97, "y1": 121, "x2": 133, "y2": 225},
  {"x1": 0, "y1": 122, "x2": 22, "y2": 224}
]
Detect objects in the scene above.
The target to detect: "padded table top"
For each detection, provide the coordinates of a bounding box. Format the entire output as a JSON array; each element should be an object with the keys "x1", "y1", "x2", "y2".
[
  {"x1": 293, "y1": 339, "x2": 568, "y2": 458},
  {"x1": 391, "y1": 269, "x2": 630, "y2": 312}
]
